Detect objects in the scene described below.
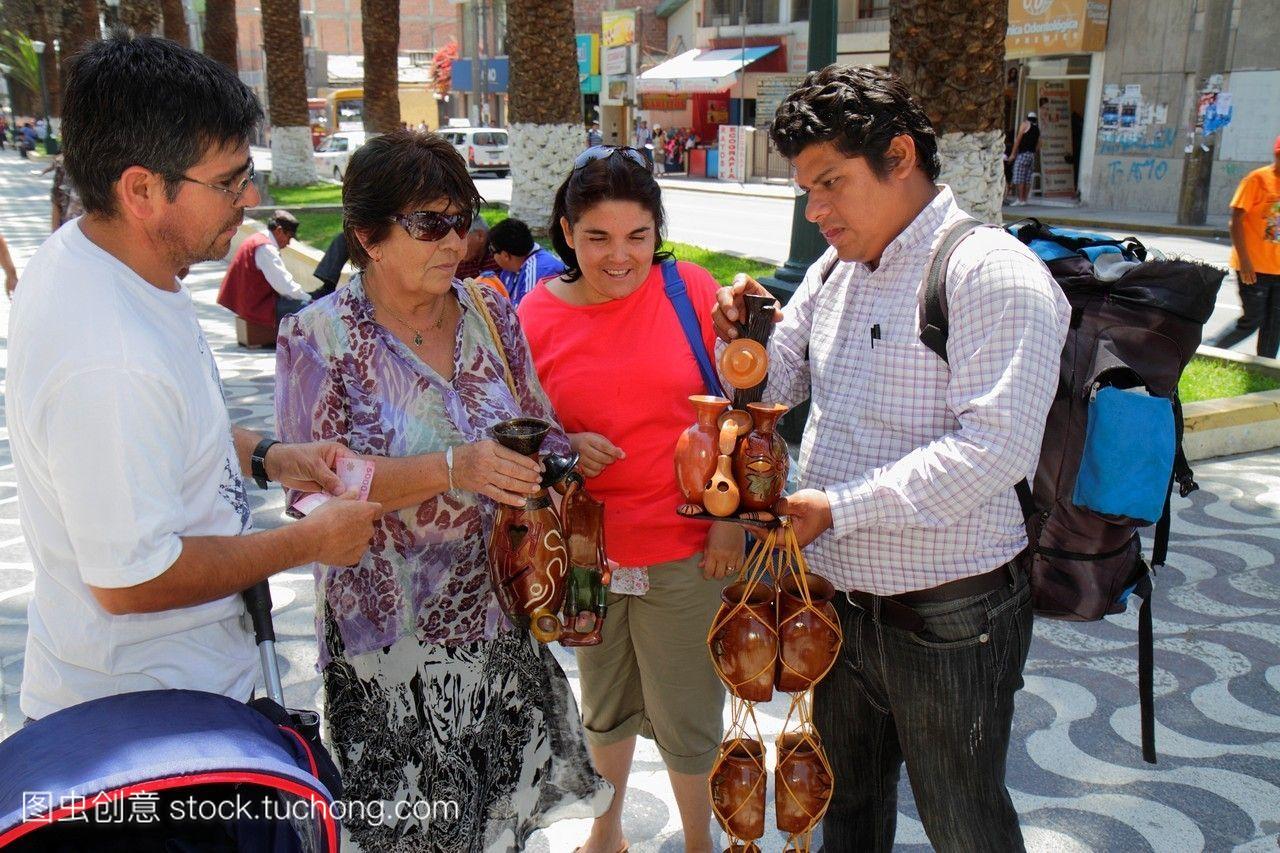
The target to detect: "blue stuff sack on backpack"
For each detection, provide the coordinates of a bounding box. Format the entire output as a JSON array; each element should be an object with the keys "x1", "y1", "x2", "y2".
[{"x1": 1072, "y1": 386, "x2": 1176, "y2": 525}]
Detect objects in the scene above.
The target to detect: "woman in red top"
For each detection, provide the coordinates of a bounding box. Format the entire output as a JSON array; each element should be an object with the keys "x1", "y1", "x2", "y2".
[{"x1": 518, "y1": 146, "x2": 743, "y2": 853}]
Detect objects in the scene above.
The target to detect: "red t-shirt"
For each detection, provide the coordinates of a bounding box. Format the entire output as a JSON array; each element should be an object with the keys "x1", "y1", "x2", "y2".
[{"x1": 518, "y1": 261, "x2": 719, "y2": 567}]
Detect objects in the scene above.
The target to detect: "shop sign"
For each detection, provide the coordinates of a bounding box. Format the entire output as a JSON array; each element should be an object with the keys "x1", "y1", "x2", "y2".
[
  {"x1": 576, "y1": 34, "x2": 600, "y2": 77},
  {"x1": 602, "y1": 9, "x2": 636, "y2": 48},
  {"x1": 1006, "y1": 0, "x2": 1110, "y2": 59},
  {"x1": 604, "y1": 45, "x2": 630, "y2": 77},
  {"x1": 755, "y1": 74, "x2": 806, "y2": 127},
  {"x1": 641, "y1": 94, "x2": 689, "y2": 111}
]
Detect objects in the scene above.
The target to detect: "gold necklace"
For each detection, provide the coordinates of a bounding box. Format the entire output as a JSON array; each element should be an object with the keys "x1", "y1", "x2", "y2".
[{"x1": 370, "y1": 284, "x2": 447, "y2": 346}]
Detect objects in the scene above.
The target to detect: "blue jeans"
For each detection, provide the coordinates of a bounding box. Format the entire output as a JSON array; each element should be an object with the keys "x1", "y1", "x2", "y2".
[{"x1": 815, "y1": 567, "x2": 1033, "y2": 852}]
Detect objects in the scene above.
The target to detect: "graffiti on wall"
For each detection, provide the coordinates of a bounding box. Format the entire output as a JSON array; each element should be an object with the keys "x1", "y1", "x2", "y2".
[
  {"x1": 1098, "y1": 82, "x2": 1172, "y2": 153},
  {"x1": 1106, "y1": 158, "x2": 1170, "y2": 185}
]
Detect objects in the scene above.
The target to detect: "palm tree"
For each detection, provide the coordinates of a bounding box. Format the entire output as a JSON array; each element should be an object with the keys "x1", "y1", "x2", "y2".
[
  {"x1": 261, "y1": 0, "x2": 317, "y2": 185},
  {"x1": 506, "y1": 0, "x2": 583, "y2": 230},
  {"x1": 119, "y1": 0, "x2": 160, "y2": 35},
  {"x1": 361, "y1": 0, "x2": 400, "y2": 133},
  {"x1": 890, "y1": 0, "x2": 1007, "y2": 221},
  {"x1": 160, "y1": 0, "x2": 190, "y2": 46},
  {"x1": 203, "y1": 0, "x2": 238, "y2": 71}
]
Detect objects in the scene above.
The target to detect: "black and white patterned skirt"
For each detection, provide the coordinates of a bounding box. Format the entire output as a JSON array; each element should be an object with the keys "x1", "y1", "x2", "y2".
[{"x1": 322, "y1": 609, "x2": 612, "y2": 852}]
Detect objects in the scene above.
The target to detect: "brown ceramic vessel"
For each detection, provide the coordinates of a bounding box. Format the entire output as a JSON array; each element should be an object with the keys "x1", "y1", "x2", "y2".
[
  {"x1": 709, "y1": 581, "x2": 777, "y2": 701},
  {"x1": 733, "y1": 403, "x2": 789, "y2": 512},
  {"x1": 560, "y1": 483, "x2": 608, "y2": 648},
  {"x1": 675, "y1": 395, "x2": 732, "y2": 506},
  {"x1": 704, "y1": 455, "x2": 741, "y2": 517},
  {"x1": 775, "y1": 729, "x2": 834, "y2": 834},
  {"x1": 776, "y1": 573, "x2": 842, "y2": 692},
  {"x1": 709, "y1": 738, "x2": 767, "y2": 841},
  {"x1": 487, "y1": 418, "x2": 569, "y2": 643}
]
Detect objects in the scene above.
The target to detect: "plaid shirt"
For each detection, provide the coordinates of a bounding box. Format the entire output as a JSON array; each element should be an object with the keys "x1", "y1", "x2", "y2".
[{"x1": 765, "y1": 187, "x2": 1070, "y2": 594}]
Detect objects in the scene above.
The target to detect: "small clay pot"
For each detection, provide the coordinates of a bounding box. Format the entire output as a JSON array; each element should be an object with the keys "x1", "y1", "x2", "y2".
[
  {"x1": 776, "y1": 572, "x2": 842, "y2": 692},
  {"x1": 734, "y1": 402, "x2": 789, "y2": 512},
  {"x1": 710, "y1": 581, "x2": 777, "y2": 701},
  {"x1": 709, "y1": 738, "x2": 767, "y2": 841},
  {"x1": 775, "y1": 729, "x2": 833, "y2": 834},
  {"x1": 704, "y1": 455, "x2": 741, "y2": 517},
  {"x1": 675, "y1": 395, "x2": 732, "y2": 506}
]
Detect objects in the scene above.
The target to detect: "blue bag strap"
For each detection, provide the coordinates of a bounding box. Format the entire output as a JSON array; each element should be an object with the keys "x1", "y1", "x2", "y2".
[{"x1": 661, "y1": 259, "x2": 726, "y2": 398}]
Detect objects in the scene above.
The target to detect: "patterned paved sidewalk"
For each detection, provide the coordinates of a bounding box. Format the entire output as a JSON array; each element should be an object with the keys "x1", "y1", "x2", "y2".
[{"x1": 1, "y1": 153, "x2": 1277, "y2": 851}]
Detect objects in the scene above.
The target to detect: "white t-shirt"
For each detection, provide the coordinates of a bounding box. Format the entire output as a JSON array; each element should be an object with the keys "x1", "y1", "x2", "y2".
[{"x1": 7, "y1": 220, "x2": 259, "y2": 720}]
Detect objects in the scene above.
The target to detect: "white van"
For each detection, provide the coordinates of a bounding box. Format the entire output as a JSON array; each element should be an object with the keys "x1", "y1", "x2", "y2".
[{"x1": 438, "y1": 127, "x2": 509, "y2": 177}]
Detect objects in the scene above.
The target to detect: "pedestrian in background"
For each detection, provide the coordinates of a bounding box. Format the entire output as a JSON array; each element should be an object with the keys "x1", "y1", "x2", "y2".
[
  {"x1": 1, "y1": 231, "x2": 16, "y2": 298},
  {"x1": 488, "y1": 216, "x2": 566, "y2": 306},
  {"x1": 216, "y1": 209, "x2": 313, "y2": 338},
  {"x1": 1207, "y1": 134, "x2": 1280, "y2": 357},
  {"x1": 1007, "y1": 111, "x2": 1039, "y2": 207}
]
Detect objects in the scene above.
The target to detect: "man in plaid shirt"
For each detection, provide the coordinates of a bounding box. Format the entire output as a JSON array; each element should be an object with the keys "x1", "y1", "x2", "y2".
[{"x1": 715, "y1": 66, "x2": 1069, "y2": 851}]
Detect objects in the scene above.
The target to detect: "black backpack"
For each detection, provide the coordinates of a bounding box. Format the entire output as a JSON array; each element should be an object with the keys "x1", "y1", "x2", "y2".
[{"x1": 919, "y1": 217, "x2": 1227, "y2": 764}]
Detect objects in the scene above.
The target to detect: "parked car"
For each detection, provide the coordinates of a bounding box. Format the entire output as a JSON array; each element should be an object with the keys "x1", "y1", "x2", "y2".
[
  {"x1": 313, "y1": 131, "x2": 369, "y2": 181},
  {"x1": 438, "y1": 127, "x2": 509, "y2": 177}
]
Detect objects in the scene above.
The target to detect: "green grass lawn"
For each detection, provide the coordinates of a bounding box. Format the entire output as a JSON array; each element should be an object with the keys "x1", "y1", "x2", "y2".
[
  {"x1": 270, "y1": 183, "x2": 343, "y2": 206},
  {"x1": 292, "y1": 205, "x2": 774, "y2": 287},
  {"x1": 1179, "y1": 356, "x2": 1280, "y2": 403}
]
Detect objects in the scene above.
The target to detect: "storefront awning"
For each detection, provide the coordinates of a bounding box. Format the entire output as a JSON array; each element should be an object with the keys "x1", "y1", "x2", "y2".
[{"x1": 637, "y1": 47, "x2": 778, "y2": 94}]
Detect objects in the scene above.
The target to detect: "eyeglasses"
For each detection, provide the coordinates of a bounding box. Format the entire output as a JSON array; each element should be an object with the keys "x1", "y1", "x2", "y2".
[
  {"x1": 176, "y1": 160, "x2": 256, "y2": 203},
  {"x1": 389, "y1": 210, "x2": 473, "y2": 242},
  {"x1": 573, "y1": 145, "x2": 649, "y2": 172}
]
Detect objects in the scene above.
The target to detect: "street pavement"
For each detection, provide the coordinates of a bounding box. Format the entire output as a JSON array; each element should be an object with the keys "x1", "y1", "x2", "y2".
[{"x1": 1, "y1": 152, "x2": 1278, "y2": 851}]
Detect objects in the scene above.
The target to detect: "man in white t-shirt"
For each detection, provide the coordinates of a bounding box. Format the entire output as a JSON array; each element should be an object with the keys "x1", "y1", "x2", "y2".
[{"x1": 6, "y1": 34, "x2": 383, "y2": 721}]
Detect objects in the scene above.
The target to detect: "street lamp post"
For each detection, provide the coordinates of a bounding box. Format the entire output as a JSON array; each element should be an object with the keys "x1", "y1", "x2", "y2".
[
  {"x1": 30, "y1": 39, "x2": 59, "y2": 156},
  {"x1": 761, "y1": 0, "x2": 836, "y2": 301}
]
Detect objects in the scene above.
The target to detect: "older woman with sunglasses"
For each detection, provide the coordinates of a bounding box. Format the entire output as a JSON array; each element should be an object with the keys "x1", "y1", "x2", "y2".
[
  {"x1": 517, "y1": 145, "x2": 744, "y2": 853},
  {"x1": 275, "y1": 129, "x2": 610, "y2": 851}
]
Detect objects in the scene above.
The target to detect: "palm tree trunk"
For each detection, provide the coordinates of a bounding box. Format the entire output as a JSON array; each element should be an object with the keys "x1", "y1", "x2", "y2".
[
  {"x1": 76, "y1": 0, "x2": 101, "y2": 49},
  {"x1": 203, "y1": 0, "x2": 238, "y2": 72},
  {"x1": 120, "y1": 0, "x2": 161, "y2": 35},
  {"x1": 890, "y1": 0, "x2": 1007, "y2": 221},
  {"x1": 361, "y1": 0, "x2": 401, "y2": 133},
  {"x1": 261, "y1": 0, "x2": 317, "y2": 185},
  {"x1": 160, "y1": 0, "x2": 190, "y2": 46},
  {"x1": 506, "y1": 0, "x2": 584, "y2": 231}
]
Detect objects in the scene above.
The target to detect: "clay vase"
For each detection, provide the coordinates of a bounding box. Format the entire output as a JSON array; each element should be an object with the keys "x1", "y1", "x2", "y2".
[
  {"x1": 487, "y1": 417, "x2": 570, "y2": 644},
  {"x1": 775, "y1": 729, "x2": 834, "y2": 834},
  {"x1": 704, "y1": 455, "x2": 741, "y2": 517},
  {"x1": 560, "y1": 483, "x2": 608, "y2": 648},
  {"x1": 709, "y1": 738, "x2": 767, "y2": 841},
  {"x1": 675, "y1": 395, "x2": 732, "y2": 507},
  {"x1": 732, "y1": 293, "x2": 780, "y2": 409},
  {"x1": 709, "y1": 581, "x2": 777, "y2": 701},
  {"x1": 733, "y1": 403, "x2": 789, "y2": 512},
  {"x1": 776, "y1": 573, "x2": 843, "y2": 693}
]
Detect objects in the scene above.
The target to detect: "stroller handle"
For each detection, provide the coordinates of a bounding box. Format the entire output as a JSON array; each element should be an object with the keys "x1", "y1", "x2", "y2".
[{"x1": 243, "y1": 581, "x2": 286, "y2": 707}]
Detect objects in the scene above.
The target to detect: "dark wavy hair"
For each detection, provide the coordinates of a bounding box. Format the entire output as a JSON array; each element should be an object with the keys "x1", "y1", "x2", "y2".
[
  {"x1": 342, "y1": 128, "x2": 484, "y2": 269},
  {"x1": 61, "y1": 33, "x2": 263, "y2": 216},
  {"x1": 549, "y1": 152, "x2": 672, "y2": 283},
  {"x1": 770, "y1": 64, "x2": 941, "y2": 181}
]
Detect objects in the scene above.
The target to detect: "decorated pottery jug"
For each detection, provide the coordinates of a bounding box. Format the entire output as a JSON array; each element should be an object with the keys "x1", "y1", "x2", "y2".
[
  {"x1": 709, "y1": 581, "x2": 777, "y2": 702},
  {"x1": 775, "y1": 729, "x2": 834, "y2": 834},
  {"x1": 775, "y1": 572, "x2": 842, "y2": 693},
  {"x1": 733, "y1": 403, "x2": 789, "y2": 513},
  {"x1": 675, "y1": 395, "x2": 732, "y2": 506},
  {"x1": 560, "y1": 483, "x2": 609, "y2": 648},
  {"x1": 709, "y1": 738, "x2": 767, "y2": 841},
  {"x1": 486, "y1": 417, "x2": 579, "y2": 644}
]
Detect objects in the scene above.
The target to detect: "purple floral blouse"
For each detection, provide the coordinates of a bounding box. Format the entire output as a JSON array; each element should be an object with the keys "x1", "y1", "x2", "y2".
[{"x1": 275, "y1": 275, "x2": 568, "y2": 666}]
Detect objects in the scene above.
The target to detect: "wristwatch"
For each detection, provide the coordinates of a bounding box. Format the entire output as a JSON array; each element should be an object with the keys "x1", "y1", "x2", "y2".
[{"x1": 251, "y1": 438, "x2": 280, "y2": 490}]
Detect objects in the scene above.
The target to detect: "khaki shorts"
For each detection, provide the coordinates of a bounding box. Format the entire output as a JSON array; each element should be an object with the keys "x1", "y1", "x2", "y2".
[{"x1": 576, "y1": 552, "x2": 731, "y2": 775}]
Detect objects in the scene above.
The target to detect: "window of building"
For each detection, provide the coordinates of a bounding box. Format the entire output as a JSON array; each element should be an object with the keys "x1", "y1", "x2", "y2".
[
  {"x1": 706, "y1": 0, "x2": 781, "y2": 26},
  {"x1": 858, "y1": 0, "x2": 889, "y2": 18}
]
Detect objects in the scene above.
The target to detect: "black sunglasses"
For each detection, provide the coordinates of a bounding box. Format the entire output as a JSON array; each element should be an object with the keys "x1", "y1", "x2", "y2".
[
  {"x1": 390, "y1": 210, "x2": 473, "y2": 242},
  {"x1": 573, "y1": 145, "x2": 649, "y2": 172}
]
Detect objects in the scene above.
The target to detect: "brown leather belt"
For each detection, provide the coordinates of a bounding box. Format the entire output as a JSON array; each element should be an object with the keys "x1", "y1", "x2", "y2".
[{"x1": 844, "y1": 558, "x2": 1025, "y2": 634}]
